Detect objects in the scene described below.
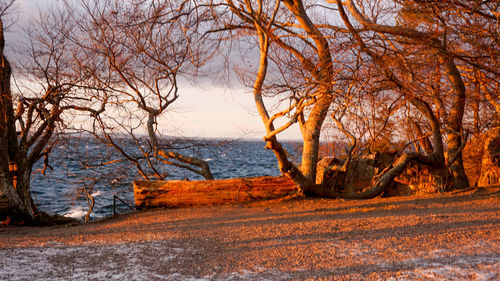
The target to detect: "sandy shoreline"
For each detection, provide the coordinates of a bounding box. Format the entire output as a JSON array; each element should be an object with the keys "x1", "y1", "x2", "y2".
[{"x1": 1, "y1": 188, "x2": 499, "y2": 280}]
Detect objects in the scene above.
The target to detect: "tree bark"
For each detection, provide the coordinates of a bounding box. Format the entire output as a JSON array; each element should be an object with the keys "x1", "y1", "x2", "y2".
[
  {"x1": 300, "y1": 103, "x2": 330, "y2": 182},
  {"x1": 236, "y1": 0, "x2": 326, "y2": 191},
  {"x1": 246, "y1": 0, "x2": 312, "y2": 191},
  {"x1": 282, "y1": 0, "x2": 334, "y2": 183},
  {"x1": 441, "y1": 57, "x2": 470, "y2": 189},
  {"x1": 0, "y1": 20, "x2": 36, "y2": 223}
]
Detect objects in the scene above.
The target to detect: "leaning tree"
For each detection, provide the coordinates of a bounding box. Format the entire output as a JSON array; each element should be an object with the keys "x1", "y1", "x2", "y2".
[
  {"x1": 207, "y1": 0, "x2": 498, "y2": 196},
  {"x1": 206, "y1": 0, "x2": 410, "y2": 197},
  {"x1": 208, "y1": 0, "x2": 343, "y2": 192}
]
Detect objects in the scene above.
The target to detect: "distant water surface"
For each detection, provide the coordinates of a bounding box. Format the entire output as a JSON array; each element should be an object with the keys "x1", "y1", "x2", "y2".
[{"x1": 31, "y1": 139, "x2": 299, "y2": 220}]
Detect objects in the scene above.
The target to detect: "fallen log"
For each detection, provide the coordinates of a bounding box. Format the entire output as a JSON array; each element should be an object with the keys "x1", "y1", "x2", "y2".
[{"x1": 133, "y1": 176, "x2": 297, "y2": 210}]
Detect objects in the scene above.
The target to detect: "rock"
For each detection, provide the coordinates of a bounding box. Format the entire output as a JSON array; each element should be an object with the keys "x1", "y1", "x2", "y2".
[
  {"x1": 316, "y1": 153, "x2": 398, "y2": 193},
  {"x1": 478, "y1": 127, "x2": 500, "y2": 186}
]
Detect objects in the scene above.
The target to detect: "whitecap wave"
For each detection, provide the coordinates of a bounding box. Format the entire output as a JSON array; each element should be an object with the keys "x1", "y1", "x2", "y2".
[
  {"x1": 91, "y1": 190, "x2": 102, "y2": 197},
  {"x1": 63, "y1": 207, "x2": 87, "y2": 220}
]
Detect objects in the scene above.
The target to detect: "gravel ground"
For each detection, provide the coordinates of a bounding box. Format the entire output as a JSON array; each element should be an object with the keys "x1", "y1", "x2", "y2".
[{"x1": 0, "y1": 187, "x2": 499, "y2": 280}]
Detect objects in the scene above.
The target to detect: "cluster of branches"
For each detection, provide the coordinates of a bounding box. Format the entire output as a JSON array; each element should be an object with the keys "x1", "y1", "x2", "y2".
[
  {"x1": 1, "y1": 0, "x2": 219, "y2": 222},
  {"x1": 205, "y1": 0, "x2": 498, "y2": 197},
  {"x1": 0, "y1": 0, "x2": 498, "y2": 223}
]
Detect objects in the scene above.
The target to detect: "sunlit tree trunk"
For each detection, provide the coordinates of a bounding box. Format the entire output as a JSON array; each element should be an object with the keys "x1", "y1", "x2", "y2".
[
  {"x1": 282, "y1": 0, "x2": 333, "y2": 184},
  {"x1": 247, "y1": 0, "x2": 310, "y2": 190},
  {"x1": 0, "y1": 20, "x2": 35, "y2": 223},
  {"x1": 227, "y1": 0, "x2": 334, "y2": 191},
  {"x1": 299, "y1": 94, "x2": 331, "y2": 182},
  {"x1": 442, "y1": 58, "x2": 470, "y2": 189}
]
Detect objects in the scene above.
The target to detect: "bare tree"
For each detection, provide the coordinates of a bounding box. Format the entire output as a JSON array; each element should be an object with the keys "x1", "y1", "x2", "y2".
[
  {"x1": 207, "y1": 0, "x2": 349, "y2": 193},
  {"x1": 0, "y1": 0, "x2": 36, "y2": 223},
  {"x1": 334, "y1": 0, "x2": 498, "y2": 189},
  {"x1": 58, "y1": 0, "x2": 216, "y2": 180},
  {"x1": 208, "y1": 0, "x2": 498, "y2": 196},
  {"x1": 207, "y1": 0, "x2": 413, "y2": 197},
  {"x1": 1, "y1": 0, "x2": 222, "y2": 223},
  {"x1": 0, "y1": 0, "x2": 104, "y2": 223}
]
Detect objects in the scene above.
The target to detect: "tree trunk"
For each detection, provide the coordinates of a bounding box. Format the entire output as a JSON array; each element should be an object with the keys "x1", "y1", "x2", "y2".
[
  {"x1": 0, "y1": 146, "x2": 36, "y2": 223},
  {"x1": 300, "y1": 129, "x2": 321, "y2": 183},
  {"x1": 282, "y1": 0, "x2": 333, "y2": 184},
  {"x1": 0, "y1": 20, "x2": 36, "y2": 223},
  {"x1": 440, "y1": 45, "x2": 470, "y2": 189},
  {"x1": 446, "y1": 133, "x2": 469, "y2": 188},
  {"x1": 14, "y1": 163, "x2": 35, "y2": 217},
  {"x1": 246, "y1": 0, "x2": 322, "y2": 192}
]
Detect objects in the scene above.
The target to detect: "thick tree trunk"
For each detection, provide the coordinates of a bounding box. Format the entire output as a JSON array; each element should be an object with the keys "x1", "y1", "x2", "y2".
[
  {"x1": 0, "y1": 20, "x2": 36, "y2": 223},
  {"x1": 300, "y1": 128, "x2": 321, "y2": 183},
  {"x1": 246, "y1": 0, "x2": 319, "y2": 192},
  {"x1": 446, "y1": 133, "x2": 469, "y2": 188},
  {"x1": 442, "y1": 57, "x2": 470, "y2": 189},
  {"x1": 0, "y1": 144, "x2": 36, "y2": 223},
  {"x1": 282, "y1": 0, "x2": 333, "y2": 184},
  {"x1": 0, "y1": 163, "x2": 36, "y2": 223},
  {"x1": 14, "y1": 165, "x2": 35, "y2": 217}
]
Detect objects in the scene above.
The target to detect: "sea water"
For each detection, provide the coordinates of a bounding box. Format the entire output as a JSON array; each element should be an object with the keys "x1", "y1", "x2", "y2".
[{"x1": 30, "y1": 138, "x2": 300, "y2": 221}]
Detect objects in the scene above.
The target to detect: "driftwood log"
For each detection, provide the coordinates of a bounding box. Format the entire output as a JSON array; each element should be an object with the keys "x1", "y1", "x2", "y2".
[{"x1": 133, "y1": 176, "x2": 297, "y2": 210}]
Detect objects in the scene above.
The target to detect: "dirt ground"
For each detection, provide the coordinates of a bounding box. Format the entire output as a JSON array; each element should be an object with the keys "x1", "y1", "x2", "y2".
[{"x1": 0, "y1": 187, "x2": 499, "y2": 280}]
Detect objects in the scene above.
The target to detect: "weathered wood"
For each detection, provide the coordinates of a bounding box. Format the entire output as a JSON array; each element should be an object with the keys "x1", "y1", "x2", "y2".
[{"x1": 133, "y1": 176, "x2": 297, "y2": 210}]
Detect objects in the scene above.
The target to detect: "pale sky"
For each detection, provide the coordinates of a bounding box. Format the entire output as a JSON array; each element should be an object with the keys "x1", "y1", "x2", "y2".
[{"x1": 5, "y1": 0, "x2": 302, "y2": 140}]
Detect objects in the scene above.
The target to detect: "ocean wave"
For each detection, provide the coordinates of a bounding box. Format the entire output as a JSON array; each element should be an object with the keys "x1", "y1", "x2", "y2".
[
  {"x1": 63, "y1": 207, "x2": 87, "y2": 220},
  {"x1": 33, "y1": 140, "x2": 291, "y2": 219},
  {"x1": 91, "y1": 190, "x2": 102, "y2": 197}
]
